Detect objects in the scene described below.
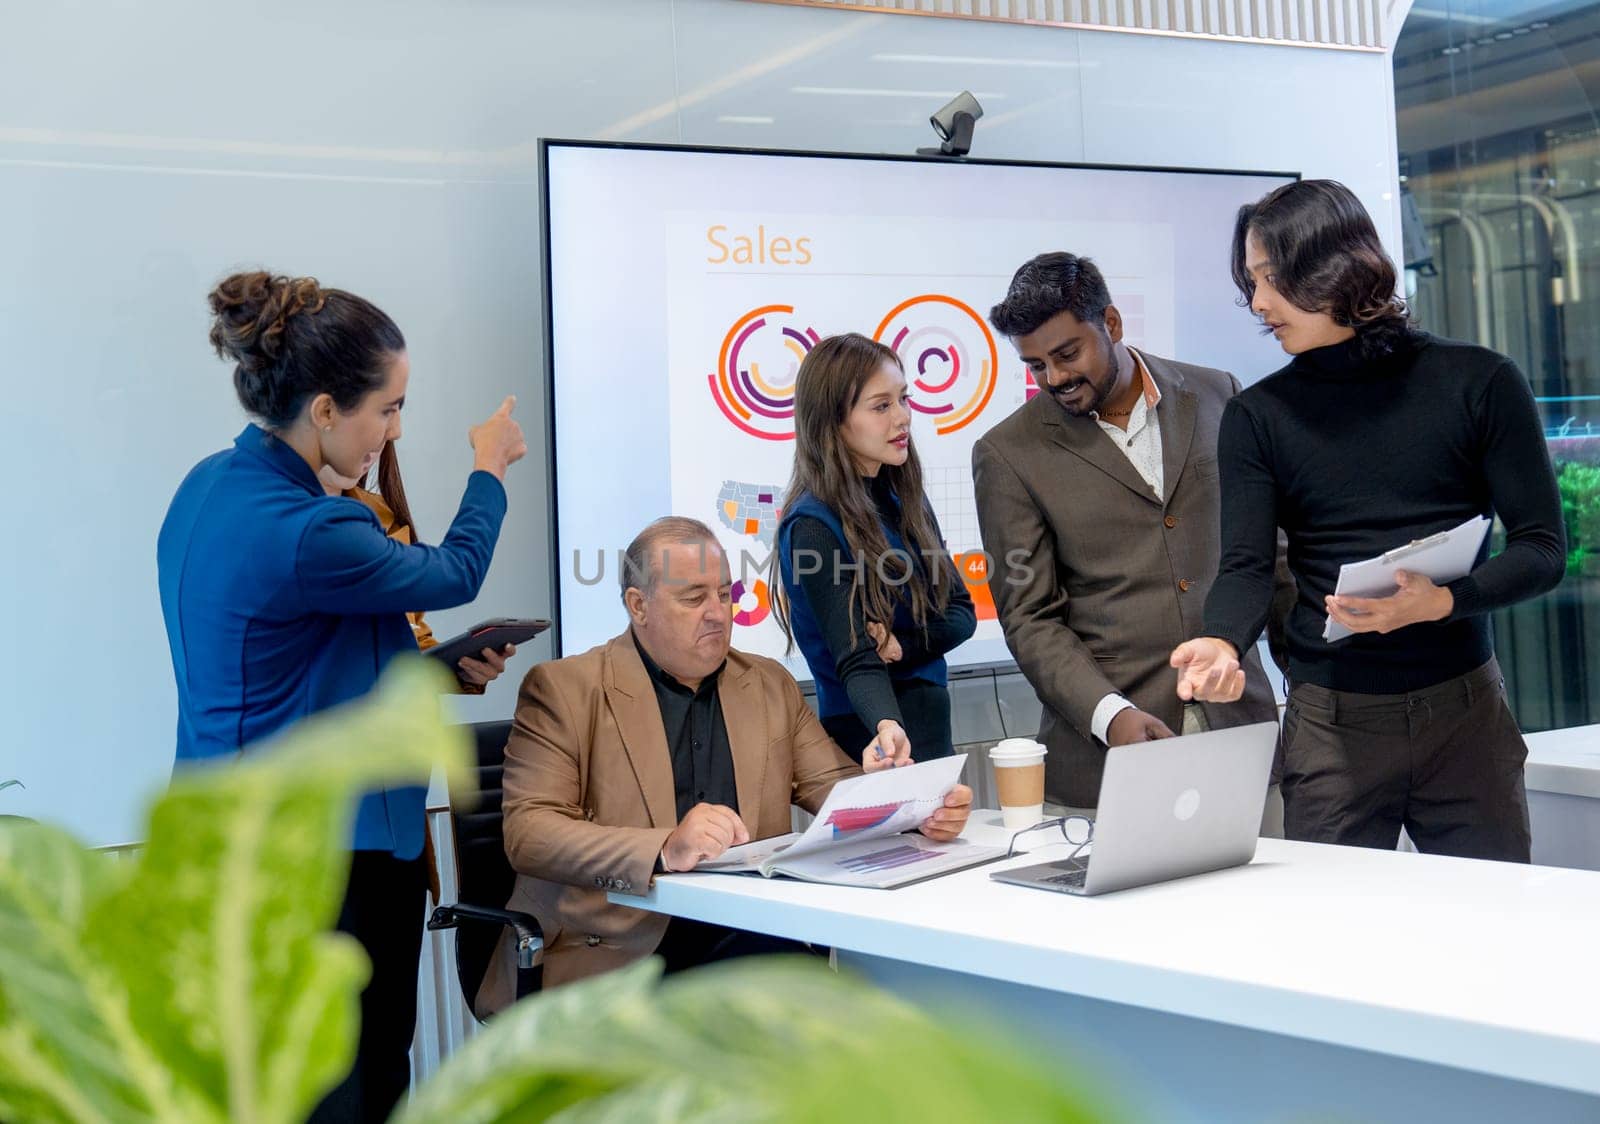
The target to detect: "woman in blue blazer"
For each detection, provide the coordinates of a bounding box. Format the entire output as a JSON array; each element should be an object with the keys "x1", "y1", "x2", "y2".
[{"x1": 157, "y1": 270, "x2": 525, "y2": 1123}]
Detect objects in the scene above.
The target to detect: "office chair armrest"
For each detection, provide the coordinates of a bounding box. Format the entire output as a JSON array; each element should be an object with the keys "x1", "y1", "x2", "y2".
[{"x1": 428, "y1": 903, "x2": 545, "y2": 969}]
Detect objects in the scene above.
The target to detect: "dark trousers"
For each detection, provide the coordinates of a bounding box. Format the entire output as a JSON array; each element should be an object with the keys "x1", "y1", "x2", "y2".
[
  {"x1": 822, "y1": 678, "x2": 954, "y2": 764},
  {"x1": 1281, "y1": 658, "x2": 1530, "y2": 862},
  {"x1": 309, "y1": 850, "x2": 427, "y2": 1124},
  {"x1": 653, "y1": 916, "x2": 824, "y2": 976}
]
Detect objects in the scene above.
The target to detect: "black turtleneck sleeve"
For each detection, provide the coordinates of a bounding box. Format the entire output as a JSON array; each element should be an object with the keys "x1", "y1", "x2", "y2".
[
  {"x1": 1205, "y1": 395, "x2": 1280, "y2": 659},
  {"x1": 1202, "y1": 331, "x2": 1564, "y2": 694},
  {"x1": 895, "y1": 565, "x2": 976, "y2": 666},
  {"x1": 1440, "y1": 360, "x2": 1568, "y2": 618},
  {"x1": 786, "y1": 517, "x2": 903, "y2": 731}
]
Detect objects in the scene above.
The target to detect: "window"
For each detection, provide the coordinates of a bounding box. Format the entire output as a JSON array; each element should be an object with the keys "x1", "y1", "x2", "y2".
[{"x1": 1395, "y1": 2, "x2": 1600, "y2": 730}]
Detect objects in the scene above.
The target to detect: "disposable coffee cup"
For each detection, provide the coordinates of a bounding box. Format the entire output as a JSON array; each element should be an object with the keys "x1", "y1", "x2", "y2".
[{"x1": 990, "y1": 738, "x2": 1047, "y2": 829}]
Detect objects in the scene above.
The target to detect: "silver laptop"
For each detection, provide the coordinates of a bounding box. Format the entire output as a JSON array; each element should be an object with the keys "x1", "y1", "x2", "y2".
[{"x1": 990, "y1": 721, "x2": 1278, "y2": 896}]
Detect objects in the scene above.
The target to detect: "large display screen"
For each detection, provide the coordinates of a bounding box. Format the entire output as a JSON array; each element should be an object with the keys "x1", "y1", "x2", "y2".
[{"x1": 543, "y1": 140, "x2": 1295, "y2": 674}]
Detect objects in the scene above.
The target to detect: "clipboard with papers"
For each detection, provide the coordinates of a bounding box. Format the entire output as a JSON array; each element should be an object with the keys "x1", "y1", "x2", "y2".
[{"x1": 1322, "y1": 514, "x2": 1491, "y2": 642}]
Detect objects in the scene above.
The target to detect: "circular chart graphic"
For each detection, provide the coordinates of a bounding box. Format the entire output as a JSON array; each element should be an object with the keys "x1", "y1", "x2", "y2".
[
  {"x1": 707, "y1": 304, "x2": 819, "y2": 442},
  {"x1": 873, "y1": 294, "x2": 999, "y2": 436},
  {"x1": 730, "y1": 578, "x2": 771, "y2": 627}
]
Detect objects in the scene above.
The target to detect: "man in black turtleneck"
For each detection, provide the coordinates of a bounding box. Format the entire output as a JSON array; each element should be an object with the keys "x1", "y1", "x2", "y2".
[{"x1": 1172, "y1": 180, "x2": 1565, "y2": 861}]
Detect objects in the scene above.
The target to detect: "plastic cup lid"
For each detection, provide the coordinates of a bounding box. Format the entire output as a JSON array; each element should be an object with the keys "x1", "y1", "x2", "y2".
[{"x1": 990, "y1": 739, "x2": 1045, "y2": 759}]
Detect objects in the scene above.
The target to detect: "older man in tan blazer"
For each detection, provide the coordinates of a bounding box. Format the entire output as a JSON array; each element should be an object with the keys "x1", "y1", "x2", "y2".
[
  {"x1": 483, "y1": 516, "x2": 973, "y2": 1004},
  {"x1": 974, "y1": 252, "x2": 1287, "y2": 816}
]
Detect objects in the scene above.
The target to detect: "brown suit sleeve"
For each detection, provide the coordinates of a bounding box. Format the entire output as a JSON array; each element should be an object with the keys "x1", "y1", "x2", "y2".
[
  {"x1": 972, "y1": 438, "x2": 1122, "y2": 738},
  {"x1": 500, "y1": 662, "x2": 672, "y2": 898},
  {"x1": 781, "y1": 673, "x2": 863, "y2": 815}
]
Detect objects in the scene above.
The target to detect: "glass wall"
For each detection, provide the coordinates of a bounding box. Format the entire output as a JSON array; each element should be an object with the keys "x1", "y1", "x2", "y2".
[{"x1": 1394, "y1": 0, "x2": 1600, "y2": 730}]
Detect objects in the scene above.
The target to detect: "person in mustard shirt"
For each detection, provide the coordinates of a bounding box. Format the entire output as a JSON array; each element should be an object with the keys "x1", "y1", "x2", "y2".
[
  {"x1": 335, "y1": 439, "x2": 520, "y2": 931},
  {"x1": 340, "y1": 439, "x2": 517, "y2": 693}
]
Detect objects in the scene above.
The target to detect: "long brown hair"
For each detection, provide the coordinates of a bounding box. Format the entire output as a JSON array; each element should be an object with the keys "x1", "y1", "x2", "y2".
[
  {"x1": 369, "y1": 441, "x2": 419, "y2": 541},
  {"x1": 772, "y1": 333, "x2": 959, "y2": 653}
]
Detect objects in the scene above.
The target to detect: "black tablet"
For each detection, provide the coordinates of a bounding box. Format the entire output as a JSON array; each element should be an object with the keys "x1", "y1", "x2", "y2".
[{"x1": 426, "y1": 618, "x2": 551, "y2": 667}]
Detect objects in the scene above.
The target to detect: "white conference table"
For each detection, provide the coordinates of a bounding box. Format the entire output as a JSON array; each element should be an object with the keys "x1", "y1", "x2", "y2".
[{"x1": 616, "y1": 812, "x2": 1600, "y2": 1123}]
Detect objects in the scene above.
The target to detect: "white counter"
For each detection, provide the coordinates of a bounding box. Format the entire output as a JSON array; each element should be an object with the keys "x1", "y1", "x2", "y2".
[
  {"x1": 1526, "y1": 724, "x2": 1600, "y2": 799},
  {"x1": 1525, "y1": 724, "x2": 1600, "y2": 872}
]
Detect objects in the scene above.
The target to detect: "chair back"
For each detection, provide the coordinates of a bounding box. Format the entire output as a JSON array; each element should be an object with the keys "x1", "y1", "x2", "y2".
[{"x1": 449, "y1": 719, "x2": 518, "y2": 1008}]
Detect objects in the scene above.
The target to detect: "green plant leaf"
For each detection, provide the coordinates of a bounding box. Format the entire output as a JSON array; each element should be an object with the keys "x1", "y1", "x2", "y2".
[
  {"x1": 0, "y1": 779, "x2": 23, "y2": 794},
  {"x1": 652, "y1": 958, "x2": 1110, "y2": 1124},
  {"x1": 0, "y1": 657, "x2": 468, "y2": 1124},
  {"x1": 0, "y1": 819, "x2": 176, "y2": 1124},
  {"x1": 398, "y1": 956, "x2": 1115, "y2": 1124},
  {"x1": 395, "y1": 960, "x2": 666, "y2": 1124},
  {"x1": 550, "y1": 1075, "x2": 737, "y2": 1124}
]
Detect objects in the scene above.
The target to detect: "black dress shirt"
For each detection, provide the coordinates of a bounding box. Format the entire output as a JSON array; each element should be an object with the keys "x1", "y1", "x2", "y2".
[{"x1": 633, "y1": 634, "x2": 739, "y2": 819}]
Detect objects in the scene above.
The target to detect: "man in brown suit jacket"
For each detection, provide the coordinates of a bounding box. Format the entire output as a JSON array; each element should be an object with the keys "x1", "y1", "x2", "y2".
[
  {"x1": 973, "y1": 252, "x2": 1286, "y2": 814},
  {"x1": 486, "y1": 517, "x2": 972, "y2": 1003}
]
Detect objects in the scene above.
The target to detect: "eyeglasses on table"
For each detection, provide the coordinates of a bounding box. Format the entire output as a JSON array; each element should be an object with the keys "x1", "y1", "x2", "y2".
[{"x1": 1006, "y1": 814, "x2": 1095, "y2": 861}]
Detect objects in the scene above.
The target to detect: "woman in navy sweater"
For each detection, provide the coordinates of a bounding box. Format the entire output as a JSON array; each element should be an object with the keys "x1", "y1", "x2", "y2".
[
  {"x1": 773, "y1": 333, "x2": 976, "y2": 764},
  {"x1": 157, "y1": 270, "x2": 524, "y2": 1122}
]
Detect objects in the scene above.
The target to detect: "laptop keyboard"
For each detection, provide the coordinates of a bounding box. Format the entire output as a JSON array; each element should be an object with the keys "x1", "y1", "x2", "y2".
[{"x1": 1041, "y1": 860, "x2": 1089, "y2": 889}]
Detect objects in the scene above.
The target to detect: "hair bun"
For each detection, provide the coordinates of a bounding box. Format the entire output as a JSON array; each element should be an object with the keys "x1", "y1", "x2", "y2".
[{"x1": 207, "y1": 271, "x2": 326, "y2": 372}]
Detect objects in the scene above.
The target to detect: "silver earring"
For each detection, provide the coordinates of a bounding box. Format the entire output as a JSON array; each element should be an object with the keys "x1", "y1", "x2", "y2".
[{"x1": 323, "y1": 425, "x2": 332, "y2": 433}]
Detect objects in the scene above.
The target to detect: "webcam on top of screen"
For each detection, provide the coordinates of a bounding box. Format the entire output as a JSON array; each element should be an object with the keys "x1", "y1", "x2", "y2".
[{"x1": 916, "y1": 91, "x2": 983, "y2": 159}]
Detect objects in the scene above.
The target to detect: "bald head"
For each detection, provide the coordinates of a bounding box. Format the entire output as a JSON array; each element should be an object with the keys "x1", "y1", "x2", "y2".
[{"x1": 621, "y1": 516, "x2": 732, "y2": 689}]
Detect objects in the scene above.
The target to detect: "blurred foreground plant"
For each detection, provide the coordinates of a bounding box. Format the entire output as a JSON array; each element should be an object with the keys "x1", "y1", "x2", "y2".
[
  {"x1": 0, "y1": 659, "x2": 468, "y2": 1124},
  {"x1": 0, "y1": 658, "x2": 1113, "y2": 1123},
  {"x1": 397, "y1": 954, "x2": 1111, "y2": 1124}
]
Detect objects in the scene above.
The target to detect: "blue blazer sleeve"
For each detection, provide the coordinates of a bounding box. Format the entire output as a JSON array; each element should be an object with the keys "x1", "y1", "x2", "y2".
[{"x1": 295, "y1": 470, "x2": 509, "y2": 614}]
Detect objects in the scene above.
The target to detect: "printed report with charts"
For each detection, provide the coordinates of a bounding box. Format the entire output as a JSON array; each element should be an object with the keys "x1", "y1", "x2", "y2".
[{"x1": 695, "y1": 755, "x2": 1004, "y2": 889}]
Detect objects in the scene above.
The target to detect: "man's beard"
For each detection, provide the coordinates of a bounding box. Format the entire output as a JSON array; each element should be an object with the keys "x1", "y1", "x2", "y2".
[{"x1": 1052, "y1": 350, "x2": 1120, "y2": 417}]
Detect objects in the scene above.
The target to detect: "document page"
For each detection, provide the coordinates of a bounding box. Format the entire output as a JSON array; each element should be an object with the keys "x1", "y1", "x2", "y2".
[
  {"x1": 697, "y1": 833, "x2": 801, "y2": 873},
  {"x1": 769, "y1": 754, "x2": 967, "y2": 869},
  {"x1": 1324, "y1": 515, "x2": 1491, "y2": 642},
  {"x1": 768, "y1": 834, "x2": 1001, "y2": 889},
  {"x1": 694, "y1": 755, "x2": 968, "y2": 874}
]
